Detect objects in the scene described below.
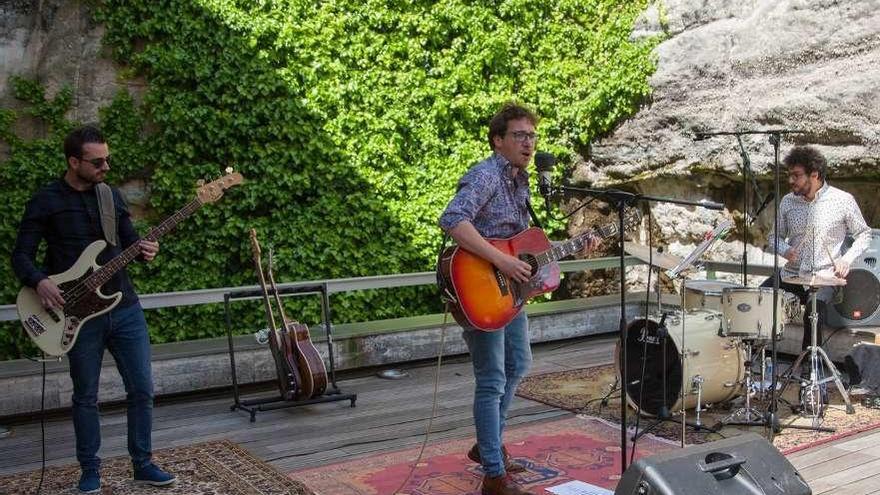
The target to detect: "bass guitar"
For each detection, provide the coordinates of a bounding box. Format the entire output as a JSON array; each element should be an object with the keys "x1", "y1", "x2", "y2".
[
  {"x1": 437, "y1": 210, "x2": 641, "y2": 331},
  {"x1": 249, "y1": 229, "x2": 301, "y2": 401},
  {"x1": 17, "y1": 170, "x2": 244, "y2": 357},
  {"x1": 266, "y1": 249, "x2": 328, "y2": 399}
]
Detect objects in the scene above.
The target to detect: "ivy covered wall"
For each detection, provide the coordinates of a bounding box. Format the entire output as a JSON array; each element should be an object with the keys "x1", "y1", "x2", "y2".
[{"x1": 0, "y1": 0, "x2": 659, "y2": 359}]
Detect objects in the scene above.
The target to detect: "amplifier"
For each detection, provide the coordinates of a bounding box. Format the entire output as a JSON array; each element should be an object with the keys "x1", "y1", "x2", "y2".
[{"x1": 826, "y1": 229, "x2": 880, "y2": 327}]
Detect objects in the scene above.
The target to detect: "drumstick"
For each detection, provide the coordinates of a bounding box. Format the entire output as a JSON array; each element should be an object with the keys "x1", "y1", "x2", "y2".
[{"x1": 824, "y1": 244, "x2": 840, "y2": 274}]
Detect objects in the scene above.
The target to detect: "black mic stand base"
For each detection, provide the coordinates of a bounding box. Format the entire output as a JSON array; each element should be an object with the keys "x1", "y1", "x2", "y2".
[{"x1": 631, "y1": 406, "x2": 718, "y2": 443}]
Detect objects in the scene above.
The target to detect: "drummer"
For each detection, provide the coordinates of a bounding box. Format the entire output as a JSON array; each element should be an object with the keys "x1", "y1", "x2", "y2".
[{"x1": 762, "y1": 145, "x2": 871, "y2": 353}]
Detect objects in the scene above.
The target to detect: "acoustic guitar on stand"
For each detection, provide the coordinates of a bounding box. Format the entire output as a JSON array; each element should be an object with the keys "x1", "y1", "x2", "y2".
[
  {"x1": 17, "y1": 170, "x2": 243, "y2": 357},
  {"x1": 250, "y1": 229, "x2": 301, "y2": 401},
  {"x1": 266, "y1": 249, "x2": 328, "y2": 399},
  {"x1": 437, "y1": 210, "x2": 641, "y2": 331}
]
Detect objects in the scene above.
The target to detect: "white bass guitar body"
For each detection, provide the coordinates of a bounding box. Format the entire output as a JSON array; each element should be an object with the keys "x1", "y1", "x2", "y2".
[{"x1": 17, "y1": 240, "x2": 120, "y2": 357}]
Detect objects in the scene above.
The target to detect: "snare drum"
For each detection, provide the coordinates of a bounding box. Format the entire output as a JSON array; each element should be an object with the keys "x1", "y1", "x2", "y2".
[
  {"x1": 617, "y1": 309, "x2": 744, "y2": 417},
  {"x1": 720, "y1": 287, "x2": 787, "y2": 340},
  {"x1": 683, "y1": 280, "x2": 743, "y2": 311}
]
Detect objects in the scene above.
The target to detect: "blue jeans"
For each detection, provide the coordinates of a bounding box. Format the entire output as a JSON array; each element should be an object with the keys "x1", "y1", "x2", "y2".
[
  {"x1": 67, "y1": 303, "x2": 154, "y2": 471},
  {"x1": 462, "y1": 310, "x2": 532, "y2": 477}
]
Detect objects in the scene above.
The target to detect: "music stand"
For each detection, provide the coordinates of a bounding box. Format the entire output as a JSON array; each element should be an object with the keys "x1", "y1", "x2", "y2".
[{"x1": 663, "y1": 222, "x2": 732, "y2": 445}]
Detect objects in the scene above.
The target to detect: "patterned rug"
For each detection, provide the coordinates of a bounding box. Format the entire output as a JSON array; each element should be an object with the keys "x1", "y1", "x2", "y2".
[
  {"x1": 517, "y1": 363, "x2": 880, "y2": 454},
  {"x1": 292, "y1": 415, "x2": 674, "y2": 495},
  {"x1": 0, "y1": 440, "x2": 314, "y2": 495}
]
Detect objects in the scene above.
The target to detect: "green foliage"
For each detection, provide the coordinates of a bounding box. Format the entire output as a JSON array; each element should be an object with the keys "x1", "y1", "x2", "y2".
[{"x1": 0, "y1": 0, "x2": 659, "y2": 359}]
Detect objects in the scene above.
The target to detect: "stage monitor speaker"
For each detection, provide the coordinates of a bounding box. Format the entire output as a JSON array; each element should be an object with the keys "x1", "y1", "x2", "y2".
[
  {"x1": 614, "y1": 433, "x2": 810, "y2": 495},
  {"x1": 826, "y1": 229, "x2": 880, "y2": 327}
]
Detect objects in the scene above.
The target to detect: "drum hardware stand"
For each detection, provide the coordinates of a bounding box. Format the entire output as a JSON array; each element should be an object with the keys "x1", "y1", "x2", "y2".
[
  {"x1": 780, "y1": 286, "x2": 854, "y2": 427},
  {"x1": 721, "y1": 339, "x2": 769, "y2": 426},
  {"x1": 224, "y1": 282, "x2": 357, "y2": 422},
  {"x1": 694, "y1": 128, "x2": 807, "y2": 441},
  {"x1": 554, "y1": 184, "x2": 723, "y2": 472}
]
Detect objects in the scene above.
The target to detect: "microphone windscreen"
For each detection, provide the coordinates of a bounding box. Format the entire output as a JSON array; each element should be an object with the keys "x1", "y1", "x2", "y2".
[{"x1": 534, "y1": 151, "x2": 556, "y2": 171}]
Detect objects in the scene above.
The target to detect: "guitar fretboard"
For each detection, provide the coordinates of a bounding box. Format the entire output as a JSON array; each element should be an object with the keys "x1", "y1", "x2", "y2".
[
  {"x1": 65, "y1": 198, "x2": 204, "y2": 301},
  {"x1": 534, "y1": 222, "x2": 618, "y2": 268}
]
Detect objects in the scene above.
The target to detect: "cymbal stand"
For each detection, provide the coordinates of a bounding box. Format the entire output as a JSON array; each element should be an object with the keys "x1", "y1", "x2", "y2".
[{"x1": 781, "y1": 286, "x2": 854, "y2": 427}]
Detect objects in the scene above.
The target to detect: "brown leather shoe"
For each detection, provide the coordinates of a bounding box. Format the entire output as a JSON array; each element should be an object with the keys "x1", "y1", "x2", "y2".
[
  {"x1": 467, "y1": 443, "x2": 526, "y2": 473},
  {"x1": 481, "y1": 474, "x2": 534, "y2": 495}
]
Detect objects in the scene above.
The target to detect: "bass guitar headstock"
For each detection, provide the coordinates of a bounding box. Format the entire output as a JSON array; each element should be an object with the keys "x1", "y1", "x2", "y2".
[{"x1": 197, "y1": 168, "x2": 244, "y2": 204}]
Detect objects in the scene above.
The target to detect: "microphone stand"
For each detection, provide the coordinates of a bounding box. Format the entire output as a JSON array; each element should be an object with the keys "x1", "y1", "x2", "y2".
[
  {"x1": 695, "y1": 128, "x2": 807, "y2": 440},
  {"x1": 554, "y1": 184, "x2": 724, "y2": 474}
]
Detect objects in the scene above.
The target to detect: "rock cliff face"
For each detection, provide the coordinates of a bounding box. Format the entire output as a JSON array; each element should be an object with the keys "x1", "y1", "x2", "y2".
[
  {"x1": 0, "y1": 1, "x2": 128, "y2": 131},
  {"x1": 569, "y1": 0, "x2": 880, "y2": 290}
]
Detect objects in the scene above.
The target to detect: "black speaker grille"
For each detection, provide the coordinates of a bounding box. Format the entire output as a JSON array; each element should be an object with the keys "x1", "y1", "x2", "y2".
[{"x1": 834, "y1": 269, "x2": 880, "y2": 321}]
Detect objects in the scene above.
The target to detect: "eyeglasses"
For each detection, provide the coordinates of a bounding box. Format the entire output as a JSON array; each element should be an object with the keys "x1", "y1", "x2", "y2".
[
  {"x1": 508, "y1": 131, "x2": 539, "y2": 143},
  {"x1": 80, "y1": 156, "x2": 111, "y2": 168}
]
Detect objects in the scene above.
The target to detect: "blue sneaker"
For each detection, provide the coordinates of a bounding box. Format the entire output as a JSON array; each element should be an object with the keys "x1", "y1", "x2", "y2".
[
  {"x1": 133, "y1": 463, "x2": 176, "y2": 486},
  {"x1": 77, "y1": 469, "x2": 100, "y2": 493}
]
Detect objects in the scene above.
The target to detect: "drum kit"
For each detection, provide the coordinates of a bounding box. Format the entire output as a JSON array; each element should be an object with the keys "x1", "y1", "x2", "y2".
[{"x1": 620, "y1": 240, "x2": 854, "y2": 440}]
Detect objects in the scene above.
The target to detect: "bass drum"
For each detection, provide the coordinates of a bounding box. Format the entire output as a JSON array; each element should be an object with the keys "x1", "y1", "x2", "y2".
[{"x1": 617, "y1": 309, "x2": 744, "y2": 417}]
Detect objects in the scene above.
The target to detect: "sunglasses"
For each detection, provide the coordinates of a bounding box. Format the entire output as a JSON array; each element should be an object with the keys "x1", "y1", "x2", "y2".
[{"x1": 80, "y1": 155, "x2": 111, "y2": 168}]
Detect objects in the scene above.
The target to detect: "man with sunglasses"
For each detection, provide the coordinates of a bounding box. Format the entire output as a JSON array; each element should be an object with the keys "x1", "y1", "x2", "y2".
[
  {"x1": 11, "y1": 125, "x2": 175, "y2": 493},
  {"x1": 439, "y1": 103, "x2": 599, "y2": 495}
]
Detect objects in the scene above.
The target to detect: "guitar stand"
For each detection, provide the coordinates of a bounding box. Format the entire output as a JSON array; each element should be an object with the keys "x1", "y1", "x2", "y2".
[{"x1": 224, "y1": 282, "x2": 357, "y2": 422}]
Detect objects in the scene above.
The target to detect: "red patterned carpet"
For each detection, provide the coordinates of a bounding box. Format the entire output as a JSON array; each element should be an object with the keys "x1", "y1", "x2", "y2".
[{"x1": 291, "y1": 415, "x2": 674, "y2": 495}]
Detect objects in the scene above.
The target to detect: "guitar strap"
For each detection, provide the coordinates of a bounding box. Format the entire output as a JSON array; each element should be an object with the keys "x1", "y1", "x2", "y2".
[{"x1": 95, "y1": 182, "x2": 118, "y2": 247}]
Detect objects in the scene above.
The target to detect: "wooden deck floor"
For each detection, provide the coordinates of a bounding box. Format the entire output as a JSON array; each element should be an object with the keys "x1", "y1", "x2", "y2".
[{"x1": 1, "y1": 334, "x2": 879, "y2": 493}]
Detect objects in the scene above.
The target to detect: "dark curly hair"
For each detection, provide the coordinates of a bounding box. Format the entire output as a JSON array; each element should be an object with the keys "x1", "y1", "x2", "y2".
[
  {"x1": 487, "y1": 103, "x2": 539, "y2": 150},
  {"x1": 783, "y1": 145, "x2": 827, "y2": 181},
  {"x1": 63, "y1": 125, "x2": 106, "y2": 161}
]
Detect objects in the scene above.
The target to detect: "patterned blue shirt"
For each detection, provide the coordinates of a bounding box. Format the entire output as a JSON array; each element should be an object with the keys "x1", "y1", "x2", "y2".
[{"x1": 439, "y1": 152, "x2": 533, "y2": 238}]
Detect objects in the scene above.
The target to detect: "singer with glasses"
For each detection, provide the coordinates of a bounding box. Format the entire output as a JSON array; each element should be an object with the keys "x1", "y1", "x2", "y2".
[
  {"x1": 761, "y1": 145, "x2": 871, "y2": 356},
  {"x1": 439, "y1": 103, "x2": 598, "y2": 495}
]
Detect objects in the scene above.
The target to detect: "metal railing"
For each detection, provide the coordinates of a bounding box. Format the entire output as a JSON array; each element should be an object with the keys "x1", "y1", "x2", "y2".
[{"x1": 0, "y1": 257, "x2": 774, "y2": 323}]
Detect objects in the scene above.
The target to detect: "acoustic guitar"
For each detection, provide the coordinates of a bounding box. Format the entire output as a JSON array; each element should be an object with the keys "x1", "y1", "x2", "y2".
[
  {"x1": 437, "y1": 211, "x2": 641, "y2": 331},
  {"x1": 266, "y1": 249, "x2": 328, "y2": 399},
  {"x1": 17, "y1": 170, "x2": 243, "y2": 357},
  {"x1": 249, "y1": 229, "x2": 301, "y2": 401}
]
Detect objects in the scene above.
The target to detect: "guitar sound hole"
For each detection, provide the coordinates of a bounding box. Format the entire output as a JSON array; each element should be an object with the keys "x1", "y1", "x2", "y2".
[{"x1": 519, "y1": 254, "x2": 539, "y2": 277}]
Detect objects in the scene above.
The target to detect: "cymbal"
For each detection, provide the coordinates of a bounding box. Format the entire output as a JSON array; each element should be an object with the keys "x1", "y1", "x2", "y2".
[
  {"x1": 782, "y1": 274, "x2": 847, "y2": 287},
  {"x1": 624, "y1": 242, "x2": 683, "y2": 271}
]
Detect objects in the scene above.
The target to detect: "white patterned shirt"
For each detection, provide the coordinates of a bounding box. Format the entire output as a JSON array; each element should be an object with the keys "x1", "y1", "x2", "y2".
[{"x1": 769, "y1": 182, "x2": 871, "y2": 275}]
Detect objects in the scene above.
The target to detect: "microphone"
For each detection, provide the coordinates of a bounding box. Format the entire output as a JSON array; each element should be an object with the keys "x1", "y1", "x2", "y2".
[
  {"x1": 534, "y1": 151, "x2": 556, "y2": 199},
  {"x1": 697, "y1": 199, "x2": 725, "y2": 211},
  {"x1": 753, "y1": 192, "x2": 775, "y2": 219}
]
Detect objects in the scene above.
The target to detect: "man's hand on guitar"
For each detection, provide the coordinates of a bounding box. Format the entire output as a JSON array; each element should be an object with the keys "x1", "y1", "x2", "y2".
[
  {"x1": 36, "y1": 278, "x2": 65, "y2": 309},
  {"x1": 495, "y1": 254, "x2": 533, "y2": 283},
  {"x1": 583, "y1": 234, "x2": 602, "y2": 254},
  {"x1": 139, "y1": 240, "x2": 159, "y2": 262}
]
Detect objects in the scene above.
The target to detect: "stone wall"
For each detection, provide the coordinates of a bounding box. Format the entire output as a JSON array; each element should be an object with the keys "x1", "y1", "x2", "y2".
[{"x1": 565, "y1": 0, "x2": 880, "y2": 291}]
